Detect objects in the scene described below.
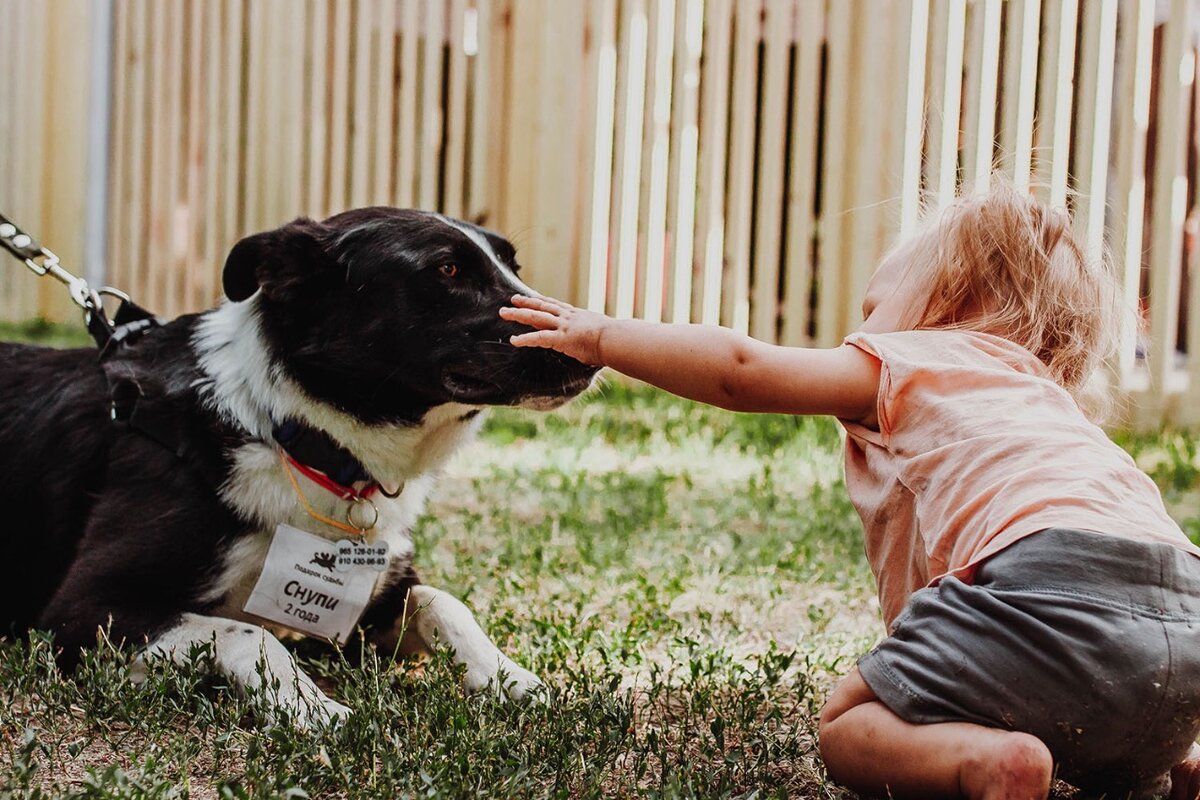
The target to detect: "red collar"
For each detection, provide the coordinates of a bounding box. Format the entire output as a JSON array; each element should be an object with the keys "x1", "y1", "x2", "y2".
[{"x1": 280, "y1": 451, "x2": 380, "y2": 501}]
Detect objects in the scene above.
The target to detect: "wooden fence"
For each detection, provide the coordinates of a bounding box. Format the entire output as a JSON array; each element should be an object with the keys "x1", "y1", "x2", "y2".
[{"x1": 2, "y1": 0, "x2": 1200, "y2": 426}]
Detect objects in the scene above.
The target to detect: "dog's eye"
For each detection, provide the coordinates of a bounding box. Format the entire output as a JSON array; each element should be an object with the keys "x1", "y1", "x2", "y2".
[{"x1": 438, "y1": 264, "x2": 459, "y2": 278}]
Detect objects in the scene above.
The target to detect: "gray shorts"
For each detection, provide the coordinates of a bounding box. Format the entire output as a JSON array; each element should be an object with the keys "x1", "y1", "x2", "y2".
[{"x1": 858, "y1": 527, "x2": 1200, "y2": 798}]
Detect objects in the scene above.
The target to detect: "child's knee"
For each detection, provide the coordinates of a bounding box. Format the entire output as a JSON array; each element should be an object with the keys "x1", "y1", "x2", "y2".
[
  {"x1": 815, "y1": 705, "x2": 843, "y2": 759},
  {"x1": 985, "y1": 733, "x2": 1053, "y2": 784},
  {"x1": 820, "y1": 668, "x2": 877, "y2": 725},
  {"x1": 817, "y1": 669, "x2": 877, "y2": 762}
]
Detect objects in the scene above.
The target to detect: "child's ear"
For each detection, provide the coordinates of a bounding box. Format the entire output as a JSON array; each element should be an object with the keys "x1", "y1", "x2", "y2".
[{"x1": 222, "y1": 218, "x2": 333, "y2": 303}]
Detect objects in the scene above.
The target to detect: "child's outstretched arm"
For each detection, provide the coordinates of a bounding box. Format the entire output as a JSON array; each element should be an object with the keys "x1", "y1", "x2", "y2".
[{"x1": 500, "y1": 295, "x2": 880, "y2": 421}]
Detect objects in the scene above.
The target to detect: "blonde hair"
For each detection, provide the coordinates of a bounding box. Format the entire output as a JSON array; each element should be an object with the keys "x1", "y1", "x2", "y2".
[{"x1": 901, "y1": 178, "x2": 1122, "y2": 420}]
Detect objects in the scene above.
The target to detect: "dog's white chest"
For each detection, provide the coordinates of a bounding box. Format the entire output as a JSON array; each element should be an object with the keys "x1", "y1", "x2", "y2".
[{"x1": 204, "y1": 444, "x2": 432, "y2": 619}]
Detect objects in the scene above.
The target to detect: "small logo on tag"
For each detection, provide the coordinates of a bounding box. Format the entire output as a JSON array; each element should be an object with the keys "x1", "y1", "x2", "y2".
[
  {"x1": 309, "y1": 551, "x2": 338, "y2": 572},
  {"x1": 335, "y1": 539, "x2": 390, "y2": 572}
]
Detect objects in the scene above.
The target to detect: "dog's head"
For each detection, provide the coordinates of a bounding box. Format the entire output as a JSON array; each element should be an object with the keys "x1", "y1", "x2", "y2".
[{"x1": 221, "y1": 208, "x2": 599, "y2": 424}]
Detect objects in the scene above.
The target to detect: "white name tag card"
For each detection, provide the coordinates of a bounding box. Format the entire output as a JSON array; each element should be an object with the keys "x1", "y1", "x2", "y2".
[{"x1": 243, "y1": 524, "x2": 380, "y2": 644}]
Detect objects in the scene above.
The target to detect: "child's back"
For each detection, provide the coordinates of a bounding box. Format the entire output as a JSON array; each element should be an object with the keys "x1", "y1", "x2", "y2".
[{"x1": 842, "y1": 326, "x2": 1198, "y2": 625}]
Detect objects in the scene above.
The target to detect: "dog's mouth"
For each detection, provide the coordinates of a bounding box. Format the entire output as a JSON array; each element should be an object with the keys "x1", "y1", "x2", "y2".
[
  {"x1": 551, "y1": 372, "x2": 597, "y2": 397},
  {"x1": 515, "y1": 372, "x2": 598, "y2": 409},
  {"x1": 441, "y1": 365, "x2": 598, "y2": 405},
  {"x1": 441, "y1": 367, "x2": 501, "y2": 401}
]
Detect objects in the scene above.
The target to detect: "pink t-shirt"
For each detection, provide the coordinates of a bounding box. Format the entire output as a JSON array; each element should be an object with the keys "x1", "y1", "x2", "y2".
[{"x1": 840, "y1": 329, "x2": 1200, "y2": 629}]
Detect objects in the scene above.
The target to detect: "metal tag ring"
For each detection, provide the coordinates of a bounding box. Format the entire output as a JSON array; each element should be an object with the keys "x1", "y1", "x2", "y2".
[{"x1": 346, "y1": 496, "x2": 379, "y2": 532}]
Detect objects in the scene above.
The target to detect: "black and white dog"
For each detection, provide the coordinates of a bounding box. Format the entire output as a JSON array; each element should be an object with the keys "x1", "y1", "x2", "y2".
[{"x1": 0, "y1": 208, "x2": 598, "y2": 725}]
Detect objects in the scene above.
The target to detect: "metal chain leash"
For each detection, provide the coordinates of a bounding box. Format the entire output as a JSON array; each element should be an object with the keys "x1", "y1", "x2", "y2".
[{"x1": 0, "y1": 210, "x2": 132, "y2": 344}]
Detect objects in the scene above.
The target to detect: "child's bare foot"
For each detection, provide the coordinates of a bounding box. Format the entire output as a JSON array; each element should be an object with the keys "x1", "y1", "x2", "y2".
[
  {"x1": 959, "y1": 731, "x2": 1053, "y2": 800},
  {"x1": 1172, "y1": 743, "x2": 1200, "y2": 800}
]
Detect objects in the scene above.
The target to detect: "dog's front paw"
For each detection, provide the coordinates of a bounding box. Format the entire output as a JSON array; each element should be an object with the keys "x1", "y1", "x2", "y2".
[
  {"x1": 307, "y1": 695, "x2": 353, "y2": 728},
  {"x1": 465, "y1": 658, "x2": 545, "y2": 702},
  {"x1": 273, "y1": 685, "x2": 352, "y2": 730},
  {"x1": 498, "y1": 662, "x2": 545, "y2": 702}
]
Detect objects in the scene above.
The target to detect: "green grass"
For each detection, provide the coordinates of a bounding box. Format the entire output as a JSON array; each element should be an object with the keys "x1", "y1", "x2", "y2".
[
  {"x1": 1, "y1": 323, "x2": 1198, "y2": 798},
  {"x1": 0, "y1": 319, "x2": 92, "y2": 349}
]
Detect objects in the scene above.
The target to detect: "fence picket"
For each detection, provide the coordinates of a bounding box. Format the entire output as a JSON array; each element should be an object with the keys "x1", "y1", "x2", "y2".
[
  {"x1": 305, "y1": 0, "x2": 329, "y2": 217},
  {"x1": 350, "y1": 0, "x2": 373, "y2": 208},
  {"x1": 579, "y1": 0, "x2": 619, "y2": 313},
  {"x1": 26, "y1": 2, "x2": 47, "y2": 318},
  {"x1": 610, "y1": 0, "x2": 650, "y2": 319},
  {"x1": 106, "y1": 0, "x2": 132, "y2": 296},
  {"x1": 664, "y1": 0, "x2": 703, "y2": 325},
  {"x1": 816, "y1": 0, "x2": 854, "y2": 346},
  {"x1": 895, "y1": 0, "x2": 929, "y2": 238},
  {"x1": 443, "y1": 0, "x2": 468, "y2": 217},
  {"x1": 636, "y1": 0, "x2": 676, "y2": 323},
  {"x1": 998, "y1": 0, "x2": 1040, "y2": 188},
  {"x1": 925, "y1": 0, "x2": 966, "y2": 205},
  {"x1": 419, "y1": 0, "x2": 445, "y2": 210},
  {"x1": 780, "y1": 0, "x2": 823, "y2": 347},
  {"x1": 145, "y1": 0, "x2": 169, "y2": 309},
  {"x1": 372, "y1": 0, "x2": 397, "y2": 207},
  {"x1": 1111, "y1": 0, "x2": 1155, "y2": 386},
  {"x1": 200, "y1": 0, "x2": 223, "y2": 303},
  {"x1": 0, "y1": 0, "x2": 20, "y2": 317},
  {"x1": 467, "y1": 0, "x2": 494, "y2": 222},
  {"x1": 722, "y1": 0, "x2": 760, "y2": 333},
  {"x1": 483, "y1": 0, "x2": 510, "y2": 227},
  {"x1": 749, "y1": 0, "x2": 791, "y2": 342},
  {"x1": 961, "y1": 0, "x2": 1001, "y2": 191},
  {"x1": 1034, "y1": 0, "x2": 1079, "y2": 206},
  {"x1": 328, "y1": 0, "x2": 352, "y2": 212},
  {"x1": 694, "y1": 0, "x2": 732, "y2": 326},
  {"x1": 843, "y1": 1, "x2": 889, "y2": 333},
  {"x1": 183, "y1": 0, "x2": 205, "y2": 309},
  {"x1": 1071, "y1": 0, "x2": 1118, "y2": 258},
  {"x1": 1145, "y1": 0, "x2": 1193, "y2": 419},
  {"x1": 220, "y1": 0, "x2": 244, "y2": 245}
]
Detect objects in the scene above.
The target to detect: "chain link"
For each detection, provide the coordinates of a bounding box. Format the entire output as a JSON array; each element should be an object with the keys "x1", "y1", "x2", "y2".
[{"x1": 0, "y1": 215, "x2": 104, "y2": 316}]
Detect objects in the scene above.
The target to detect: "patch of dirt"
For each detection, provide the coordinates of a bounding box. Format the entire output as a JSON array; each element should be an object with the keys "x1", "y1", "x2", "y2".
[{"x1": 0, "y1": 708, "x2": 245, "y2": 799}]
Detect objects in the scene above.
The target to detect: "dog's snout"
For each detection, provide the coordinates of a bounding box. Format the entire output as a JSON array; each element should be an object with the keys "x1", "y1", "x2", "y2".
[{"x1": 467, "y1": 305, "x2": 535, "y2": 343}]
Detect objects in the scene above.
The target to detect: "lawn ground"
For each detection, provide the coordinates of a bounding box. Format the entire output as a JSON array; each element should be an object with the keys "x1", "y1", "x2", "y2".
[{"x1": 1, "y1": 320, "x2": 1198, "y2": 799}]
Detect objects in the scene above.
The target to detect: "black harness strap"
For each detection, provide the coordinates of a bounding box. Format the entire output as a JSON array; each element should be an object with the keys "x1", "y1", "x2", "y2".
[
  {"x1": 89, "y1": 303, "x2": 156, "y2": 352},
  {"x1": 103, "y1": 360, "x2": 228, "y2": 490}
]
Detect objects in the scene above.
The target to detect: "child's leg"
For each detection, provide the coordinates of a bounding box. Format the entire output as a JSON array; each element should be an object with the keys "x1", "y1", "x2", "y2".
[{"x1": 818, "y1": 668, "x2": 1053, "y2": 800}]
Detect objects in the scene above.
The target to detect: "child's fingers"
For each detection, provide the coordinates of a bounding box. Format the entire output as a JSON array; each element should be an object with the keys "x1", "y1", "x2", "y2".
[
  {"x1": 510, "y1": 294, "x2": 570, "y2": 314},
  {"x1": 500, "y1": 307, "x2": 561, "y2": 330},
  {"x1": 509, "y1": 330, "x2": 559, "y2": 349}
]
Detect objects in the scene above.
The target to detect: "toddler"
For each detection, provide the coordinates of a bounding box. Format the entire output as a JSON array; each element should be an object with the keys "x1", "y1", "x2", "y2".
[{"x1": 500, "y1": 181, "x2": 1200, "y2": 799}]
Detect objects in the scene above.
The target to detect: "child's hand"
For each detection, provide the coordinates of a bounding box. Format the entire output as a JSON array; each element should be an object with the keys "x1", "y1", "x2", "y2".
[{"x1": 499, "y1": 295, "x2": 608, "y2": 366}]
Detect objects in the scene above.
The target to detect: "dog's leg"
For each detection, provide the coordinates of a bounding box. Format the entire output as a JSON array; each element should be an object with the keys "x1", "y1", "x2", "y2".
[
  {"x1": 381, "y1": 585, "x2": 543, "y2": 700},
  {"x1": 362, "y1": 568, "x2": 542, "y2": 700},
  {"x1": 134, "y1": 613, "x2": 351, "y2": 727},
  {"x1": 405, "y1": 585, "x2": 544, "y2": 700}
]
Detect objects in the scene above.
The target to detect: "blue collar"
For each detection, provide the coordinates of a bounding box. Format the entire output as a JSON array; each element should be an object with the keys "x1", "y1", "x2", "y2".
[{"x1": 271, "y1": 418, "x2": 372, "y2": 487}]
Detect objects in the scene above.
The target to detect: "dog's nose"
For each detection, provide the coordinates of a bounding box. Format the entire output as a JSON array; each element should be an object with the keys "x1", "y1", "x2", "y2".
[{"x1": 465, "y1": 311, "x2": 528, "y2": 343}]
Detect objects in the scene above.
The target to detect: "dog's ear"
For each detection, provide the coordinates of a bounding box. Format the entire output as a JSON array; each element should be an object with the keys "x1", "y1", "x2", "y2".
[{"x1": 222, "y1": 217, "x2": 331, "y2": 302}]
